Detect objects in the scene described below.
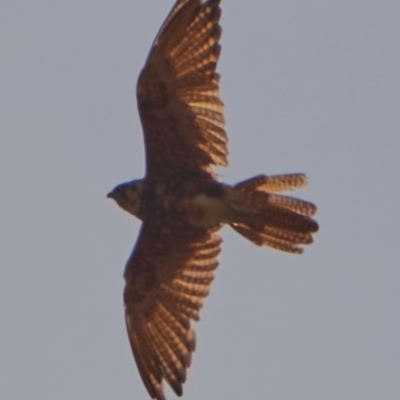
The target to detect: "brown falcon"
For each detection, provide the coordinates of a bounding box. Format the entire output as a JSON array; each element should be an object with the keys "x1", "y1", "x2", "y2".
[{"x1": 107, "y1": 1, "x2": 318, "y2": 399}]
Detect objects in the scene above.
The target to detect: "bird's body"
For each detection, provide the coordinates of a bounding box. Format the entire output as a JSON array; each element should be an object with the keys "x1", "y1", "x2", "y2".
[
  {"x1": 108, "y1": 1, "x2": 319, "y2": 399},
  {"x1": 110, "y1": 177, "x2": 233, "y2": 229}
]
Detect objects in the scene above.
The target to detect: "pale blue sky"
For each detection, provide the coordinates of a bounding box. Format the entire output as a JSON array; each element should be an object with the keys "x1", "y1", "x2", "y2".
[{"x1": 1, "y1": 1, "x2": 400, "y2": 399}]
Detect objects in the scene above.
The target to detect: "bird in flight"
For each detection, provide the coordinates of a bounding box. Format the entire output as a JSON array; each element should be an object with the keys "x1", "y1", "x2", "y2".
[{"x1": 107, "y1": 0, "x2": 318, "y2": 399}]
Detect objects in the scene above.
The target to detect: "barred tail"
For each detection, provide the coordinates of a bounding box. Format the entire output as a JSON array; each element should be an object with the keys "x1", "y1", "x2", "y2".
[{"x1": 228, "y1": 174, "x2": 318, "y2": 254}]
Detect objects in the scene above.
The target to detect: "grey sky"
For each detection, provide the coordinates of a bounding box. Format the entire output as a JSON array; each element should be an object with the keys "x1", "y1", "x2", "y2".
[{"x1": 1, "y1": 1, "x2": 400, "y2": 399}]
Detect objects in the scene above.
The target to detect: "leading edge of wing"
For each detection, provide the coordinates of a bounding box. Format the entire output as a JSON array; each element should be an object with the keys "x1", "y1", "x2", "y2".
[
  {"x1": 123, "y1": 221, "x2": 222, "y2": 399},
  {"x1": 137, "y1": 0, "x2": 227, "y2": 178}
]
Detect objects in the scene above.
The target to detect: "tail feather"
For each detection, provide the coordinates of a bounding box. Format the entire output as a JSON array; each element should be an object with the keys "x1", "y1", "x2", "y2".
[
  {"x1": 234, "y1": 174, "x2": 308, "y2": 193},
  {"x1": 262, "y1": 226, "x2": 314, "y2": 244},
  {"x1": 231, "y1": 224, "x2": 304, "y2": 254},
  {"x1": 268, "y1": 193, "x2": 317, "y2": 217},
  {"x1": 229, "y1": 174, "x2": 318, "y2": 253}
]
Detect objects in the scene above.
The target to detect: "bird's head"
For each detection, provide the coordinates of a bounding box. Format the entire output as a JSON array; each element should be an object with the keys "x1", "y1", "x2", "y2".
[{"x1": 107, "y1": 179, "x2": 144, "y2": 220}]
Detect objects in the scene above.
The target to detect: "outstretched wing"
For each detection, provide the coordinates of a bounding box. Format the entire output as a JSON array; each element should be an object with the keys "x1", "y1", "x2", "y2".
[
  {"x1": 137, "y1": 0, "x2": 227, "y2": 179},
  {"x1": 124, "y1": 220, "x2": 222, "y2": 400}
]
